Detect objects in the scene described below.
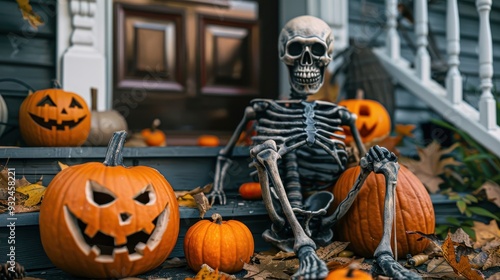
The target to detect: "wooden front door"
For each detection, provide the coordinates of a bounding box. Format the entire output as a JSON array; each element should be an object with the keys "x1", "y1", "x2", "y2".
[{"x1": 112, "y1": 0, "x2": 279, "y2": 141}]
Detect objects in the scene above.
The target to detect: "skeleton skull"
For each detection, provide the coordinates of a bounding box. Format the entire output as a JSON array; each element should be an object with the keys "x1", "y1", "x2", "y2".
[{"x1": 279, "y1": 16, "x2": 334, "y2": 96}]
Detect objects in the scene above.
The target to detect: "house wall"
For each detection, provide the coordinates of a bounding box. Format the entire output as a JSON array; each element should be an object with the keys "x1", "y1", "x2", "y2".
[
  {"x1": 0, "y1": 0, "x2": 57, "y2": 146},
  {"x1": 281, "y1": 0, "x2": 500, "y2": 147}
]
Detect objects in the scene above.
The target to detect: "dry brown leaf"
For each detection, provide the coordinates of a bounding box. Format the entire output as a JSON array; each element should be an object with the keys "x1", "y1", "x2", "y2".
[
  {"x1": 473, "y1": 220, "x2": 500, "y2": 249},
  {"x1": 475, "y1": 181, "x2": 500, "y2": 208},
  {"x1": 246, "y1": 252, "x2": 298, "y2": 279},
  {"x1": 399, "y1": 141, "x2": 462, "y2": 193},
  {"x1": 16, "y1": 0, "x2": 44, "y2": 29},
  {"x1": 58, "y1": 161, "x2": 69, "y2": 171},
  {"x1": 426, "y1": 256, "x2": 454, "y2": 274},
  {"x1": 15, "y1": 176, "x2": 31, "y2": 188},
  {"x1": 483, "y1": 247, "x2": 500, "y2": 271},
  {"x1": 452, "y1": 228, "x2": 475, "y2": 248},
  {"x1": 185, "y1": 263, "x2": 235, "y2": 280},
  {"x1": 442, "y1": 232, "x2": 484, "y2": 280},
  {"x1": 316, "y1": 241, "x2": 350, "y2": 261},
  {"x1": 395, "y1": 124, "x2": 417, "y2": 137},
  {"x1": 176, "y1": 185, "x2": 212, "y2": 218},
  {"x1": 16, "y1": 181, "x2": 46, "y2": 207}
]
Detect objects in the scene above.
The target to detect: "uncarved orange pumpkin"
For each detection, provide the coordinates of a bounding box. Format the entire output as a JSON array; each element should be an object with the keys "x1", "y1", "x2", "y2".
[
  {"x1": 184, "y1": 213, "x2": 254, "y2": 274},
  {"x1": 332, "y1": 165, "x2": 435, "y2": 258},
  {"x1": 39, "y1": 131, "x2": 180, "y2": 278},
  {"x1": 338, "y1": 93, "x2": 391, "y2": 145},
  {"x1": 239, "y1": 182, "x2": 262, "y2": 200},
  {"x1": 141, "y1": 118, "x2": 166, "y2": 146},
  {"x1": 197, "y1": 134, "x2": 220, "y2": 147},
  {"x1": 19, "y1": 88, "x2": 91, "y2": 146},
  {"x1": 326, "y1": 266, "x2": 373, "y2": 280}
]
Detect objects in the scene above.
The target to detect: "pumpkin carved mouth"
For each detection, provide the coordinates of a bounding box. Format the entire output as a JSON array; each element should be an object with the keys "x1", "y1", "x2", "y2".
[
  {"x1": 29, "y1": 113, "x2": 87, "y2": 130},
  {"x1": 63, "y1": 205, "x2": 169, "y2": 262}
]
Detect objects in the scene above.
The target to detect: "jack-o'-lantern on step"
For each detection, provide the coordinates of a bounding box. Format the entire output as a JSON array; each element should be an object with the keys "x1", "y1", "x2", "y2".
[
  {"x1": 338, "y1": 92, "x2": 391, "y2": 145},
  {"x1": 39, "y1": 131, "x2": 180, "y2": 278},
  {"x1": 19, "y1": 88, "x2": 91, "y2": 146}
]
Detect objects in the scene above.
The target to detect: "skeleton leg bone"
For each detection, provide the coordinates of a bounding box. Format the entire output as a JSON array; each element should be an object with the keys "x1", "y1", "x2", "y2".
[{"x1": 251, "y1": 140, "x2": 328, "y2": 280}]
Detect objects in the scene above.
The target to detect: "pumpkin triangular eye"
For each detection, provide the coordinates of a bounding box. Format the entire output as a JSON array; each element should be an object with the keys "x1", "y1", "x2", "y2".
[
  {"x1": 87, "y1": 180, "x2": 116, "y2": 206},
  {"x1": 69, "y1": 97, "x2": 83, "y2": 108},
  {"x1": 134, "y1": 184, "x2": 155, "y2": 205},
  {"x1": 36, "y1": 95, "x2": 56, "y2": 107}
]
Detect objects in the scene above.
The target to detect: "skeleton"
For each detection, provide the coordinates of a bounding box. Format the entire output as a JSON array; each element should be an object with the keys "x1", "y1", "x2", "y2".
[{"x1": 209, "y1": 16, "x2": 421, "y2": 280}]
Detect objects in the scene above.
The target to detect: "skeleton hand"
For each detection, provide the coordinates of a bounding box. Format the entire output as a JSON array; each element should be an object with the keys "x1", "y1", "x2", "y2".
[
  {"x1": 207, "y1": 155, "x2": 232, "y2": 205},
  {"x1": 360, "y1": 145, "x2": 399, "y2": 180}
]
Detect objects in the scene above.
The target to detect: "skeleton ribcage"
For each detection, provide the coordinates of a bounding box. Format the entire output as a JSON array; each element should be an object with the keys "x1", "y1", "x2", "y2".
[{"x1": 250, "y1": 99, "x2": 350, "y2": 198}]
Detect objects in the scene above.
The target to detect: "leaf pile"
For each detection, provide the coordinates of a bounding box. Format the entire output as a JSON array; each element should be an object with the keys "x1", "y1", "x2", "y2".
[{"x1": 0, "y1": 166, "x2": 46, "y2": 213}]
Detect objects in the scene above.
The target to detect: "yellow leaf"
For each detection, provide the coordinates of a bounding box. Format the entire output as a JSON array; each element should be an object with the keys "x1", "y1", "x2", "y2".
[
  {"x1": 16, "y1": 0, "x2": 44, "y2": 29},
  {"x1": 185, "y1": 264, "x2": 235, "y2": 280},
  {"x1": 177, "y1": 194, "x2": 197, "y2": 208},
  {"x1": 16, "y1": 182, "x2": 46, "y2": 207}
]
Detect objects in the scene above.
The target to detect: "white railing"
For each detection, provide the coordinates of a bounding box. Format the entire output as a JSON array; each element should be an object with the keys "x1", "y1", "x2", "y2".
[{"x1": 374, "y1": 0, "x2": 500, "y2": 158}]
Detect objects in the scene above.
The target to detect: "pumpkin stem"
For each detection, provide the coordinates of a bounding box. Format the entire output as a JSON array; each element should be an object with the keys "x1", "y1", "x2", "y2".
[
  {"x1": 90, "y1": 88, "x2": 98, "y2": 111},
  {"x1": 355, "y1": 88, "x2": 364, "y2": 100},
  {"x1": 103, "y1": 130, "x2": 127, "y2": 166},
  {"x1": 52, "y1": 80, "x2": 62, "y2": 89},
  {"x1": 211, "y1": 213, "x2": 223, "y2": 225},
  {"x1": 151, "y1": 118, "x2": 161, "y2": 132}
]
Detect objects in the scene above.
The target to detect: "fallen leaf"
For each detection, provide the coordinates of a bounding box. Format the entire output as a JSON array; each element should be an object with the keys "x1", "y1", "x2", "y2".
[
  {"x1": 473, "y1": 220, "x2": 500, "y2": 249},
  {"x1": 16, "y1": 181, "x2": 46, "y2": 207},
  {"x1": 15, "y1": 176, "x2": 31, "y2": 188},
  {"x1": 162, "y1": 257, "x2": 186, "y2": 269},
  {"x1": 399, "y1": 141, "x2": 462, "y2": 193},
  {"x1": 475, "y1": 181, "x2": 500, "y2": 208},
  {"x1": 442, "y1": 232, "x2": 484, "y2": 280},
  {"x1": 316, "y1": 241, "x2": 350, "y2": 261},
  {"x1": 176, "y1": 185, "x2": 212, "y2": 218},
  {"x1": 58, "y1": 161, "x2": 69, "y2": 171},
  {"x1": 185, "y1": 264, "x2": 235, "y2": 280},
  {"x1": 483, "y1": 247, "x2": 500, "y2": 270},
  {"x1": 487, "y1": 272, "x2": 500, "y2": 280},
  {"x1": 16, "y1": 0, "x2": 44, "y2": 29},
  {"x1": 452, "y1": 227, "x2": 474, "y2": 248},
  {"x1": 395, "y1": 124, "x2": 416, "y2": 137},
  {"x1": 246, "y1": 252, "x2": 298, "y2": 279}
]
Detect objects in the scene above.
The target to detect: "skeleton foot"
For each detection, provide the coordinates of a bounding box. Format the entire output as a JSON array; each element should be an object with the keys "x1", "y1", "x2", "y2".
[
  {"x1": 375, "y1": 253, "x2": 421, "y2": 280},
  {"x1": 292, "y1": 246, "x2": 328, "y2": 280}
]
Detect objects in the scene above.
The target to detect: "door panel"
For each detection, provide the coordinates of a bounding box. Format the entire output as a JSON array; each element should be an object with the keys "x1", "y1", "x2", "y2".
[{"x1": 112, "y1": 0, "x2": 279, "y2": 136}]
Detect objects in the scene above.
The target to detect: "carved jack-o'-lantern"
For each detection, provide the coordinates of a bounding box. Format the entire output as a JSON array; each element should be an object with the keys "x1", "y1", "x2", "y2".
[
  {"x1": 338, "y1": 92, "x2": 391, "y2": 145},
  {"x1": 19, "y1": 88, "x2": 91, "y2": 146},
  {"x1": 39, "y1": 131, "x2": 180, "y2": 278}
]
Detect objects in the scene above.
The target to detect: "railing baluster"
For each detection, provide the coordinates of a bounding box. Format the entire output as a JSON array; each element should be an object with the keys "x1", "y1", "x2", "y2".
[
  {"x1": 477, "y1": 0, "x2": 496, "y2": 129},
  {"x1": 446, "y1": 0, "x2": 462, "y2": 104},
  {"x1": 414, "y1": 0, "x2": 430, "y2": 82},
  {"x1": 385, "y1": 0, "x2": 400, "y2": 60}
]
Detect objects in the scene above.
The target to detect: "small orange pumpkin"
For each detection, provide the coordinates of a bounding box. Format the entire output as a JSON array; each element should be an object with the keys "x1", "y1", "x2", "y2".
[
  {"x1": 197, "y1": 134, "x2": 220, "y2": 147},
  {"x1": 184, "y1": 213, "x2": 254, "y2": 274},
  {"x1": 39, "y1": 131, "x2": 180, "y2": 278},
  {"x1": 338, "y1": 90, "x2": 391, "y2": 145},
  {"x1": 141, "y1": 118, "x2": 166, "y2": 146},
  {"x1": 19, "y1": 88, "x2": 91, "y2": 146},
  {"x1": 326, "y1": 266, "x2": 373, "y2": 280},
  {"x1": 332, "y1": 165, "x2": 435, "y2": 258},
  {"x1": 239, "y1": 182, "x2": 262, "y2": 200}
]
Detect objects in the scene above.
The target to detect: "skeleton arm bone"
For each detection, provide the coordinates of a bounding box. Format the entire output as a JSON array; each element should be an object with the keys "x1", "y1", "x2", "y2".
[
  {"x1": 209, "y1": 106, "x2": 256, "y2": 205},
  {"x1": 339, "y1": 107, "x2": 366, "y2": 157}
]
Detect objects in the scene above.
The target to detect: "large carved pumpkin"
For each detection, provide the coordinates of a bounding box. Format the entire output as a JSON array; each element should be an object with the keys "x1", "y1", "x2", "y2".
[
  {"x1": 184, "y1": 213, "x2": 254, "y2": 274},
  {"x1": 39, "y1": 131, "x2": 180, "y2": 278},
  {"x1": 332, "y1": 165, "x2": 435, "y2": 258},
  {"x1": 338, "y1": 93, "x2": 391, "y2": 145},
  {"x1": 19, "y1": 88, "x2": 91, "y2": 146}
]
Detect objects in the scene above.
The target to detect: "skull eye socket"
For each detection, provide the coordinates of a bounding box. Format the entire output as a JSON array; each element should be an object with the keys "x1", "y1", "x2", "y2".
[
  {"x1": 311, "y1": 43, "x2": 326, "y2": 56},
  {"x1": 134, "y1": 184, "x2": 156, "y2": 205},
  {"x1": 287, "y1": 42, "x2": 303, "y2": 56},
  {"x1": 36, "y1": 96, "x2": 56, "y2": 107}
]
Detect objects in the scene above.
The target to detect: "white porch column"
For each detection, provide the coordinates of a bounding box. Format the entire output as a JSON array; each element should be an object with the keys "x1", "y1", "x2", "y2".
[
  {"x1": 414, "y1": 0, "x2": 430, "y2": 82},
  {"x1": 477, "y1": 0, "x2": 496, "y2": 130},
  {"x1": 57, "y1": 0, "x2": 106, "y2": 110},
  {"x1": 385, "y1": 0, "x2": 400, "y2": 60},
  {"x1": 446, "y1": 0, "x2": 462, "y2": 104}
]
